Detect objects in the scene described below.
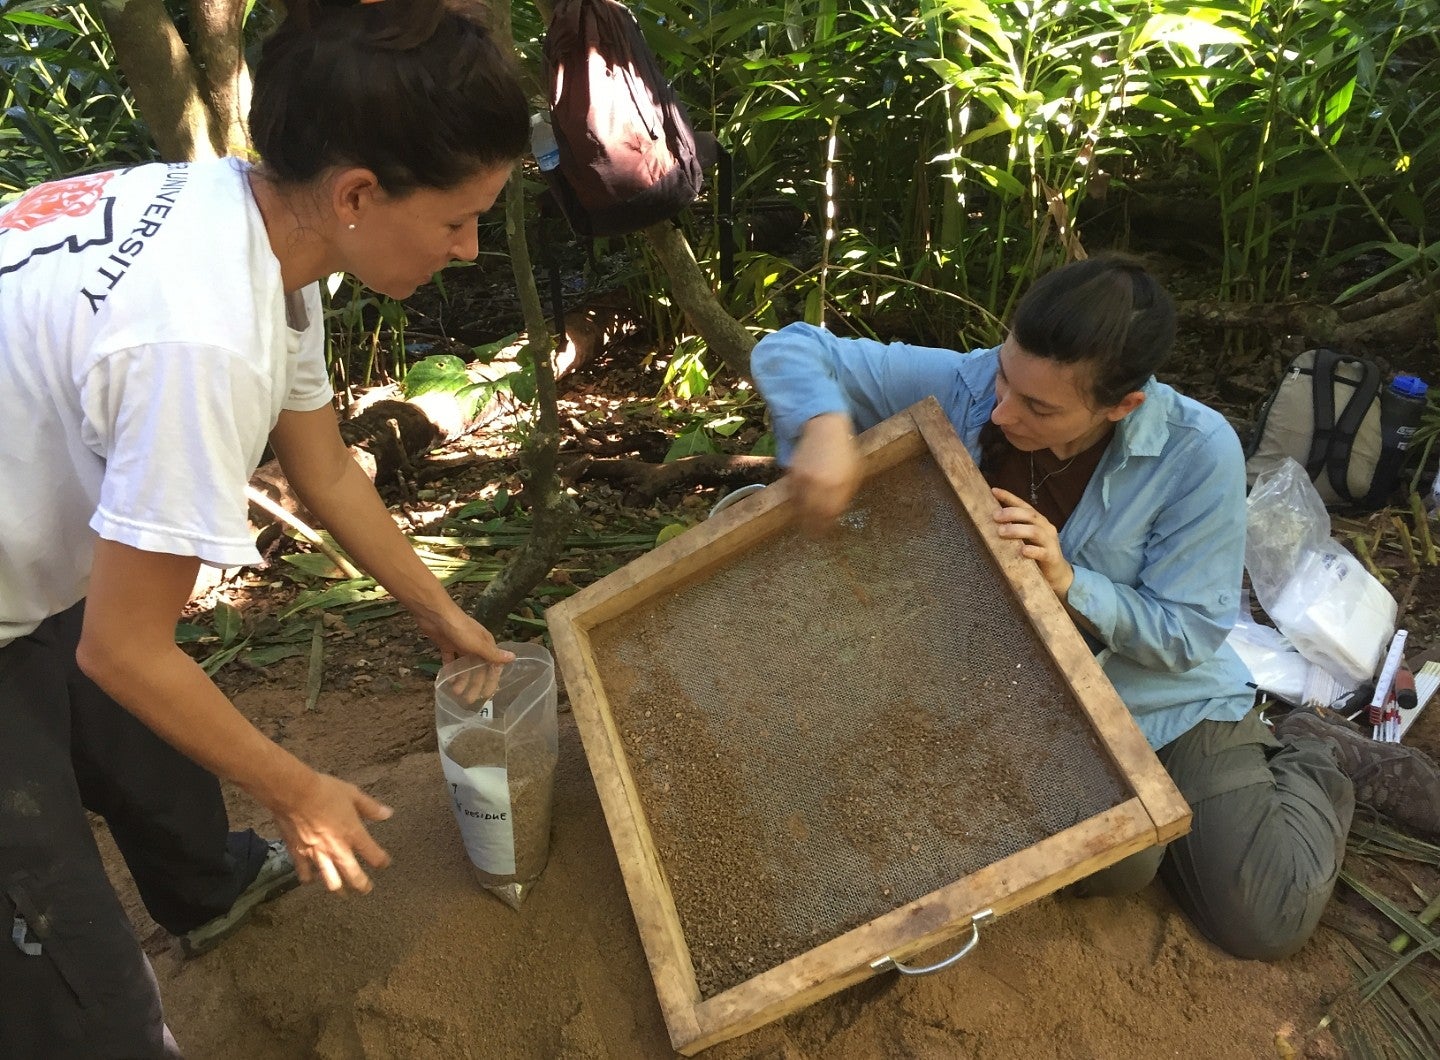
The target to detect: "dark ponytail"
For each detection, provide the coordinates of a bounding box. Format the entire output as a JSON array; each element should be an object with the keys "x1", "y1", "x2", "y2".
[
  {"x1": 249, "y1": 0, "x2": 528, "y2": 193},
  {"x1": 1009, "y1": 255, "x2": 1177, "y2": 408}
]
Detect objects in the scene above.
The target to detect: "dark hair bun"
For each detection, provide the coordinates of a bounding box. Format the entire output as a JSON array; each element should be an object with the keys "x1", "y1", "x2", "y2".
[{"x1": 250, "y1": 0, "x2": 528, "y2": 191}]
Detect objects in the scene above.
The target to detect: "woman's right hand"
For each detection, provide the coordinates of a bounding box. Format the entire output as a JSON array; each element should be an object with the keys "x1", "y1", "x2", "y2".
[
  {"x1": 789, "y1": 412, "x2": 861, "y2": 534},
  {"x1": 271, "y1": 769, "x2": 394, "y2": 893}
]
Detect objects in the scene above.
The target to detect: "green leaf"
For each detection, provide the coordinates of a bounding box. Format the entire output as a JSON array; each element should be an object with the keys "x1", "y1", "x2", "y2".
[
  {"x1": 281, "y1": 552, "x2": 348, "y2": 579},
  {"x1": 470, "y1": 332, "x2": 520, "y2": 364},
  {"x1": 175, "y1": 622, "x2": 208, "y2": 644},
  {"x1": 1129, "y1": 13, "x2": 1248, "y2": 54},
  {"x1": 402, "y1": 353, "x2": 470, "y2": 398},
  {"x1": 664, "y1": 426, "x2": 718, "y2": 462},
  {"x1": 800, "y1": 286, "x2": 822, "y2": 326},
  {"x1": 245, "y1": 643, "x2": 308, "y2": 667},
  {"x1": 279, "y1": 581, "x2": 387, "y2": 619},
  {"x1": 3, "y1": 11, "x2": 81, "y2": 31},
  {"x1": 213, "y1": 602, "x2": 244, "y2": 646},
  {"x1": 200, "y1": 639, "x2": 249, "y2": 676},
  {"x1": 656, "y1": 523, "x2": 687, "y2": 545},
  {"x1": 705, "y1": 413, "x2": 747, "y2": 437}
]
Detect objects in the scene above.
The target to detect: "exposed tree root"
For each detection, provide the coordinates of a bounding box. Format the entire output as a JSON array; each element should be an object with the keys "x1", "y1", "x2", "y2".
[{"x1": 565, "y1": 452, "x2": 778, "y2": 502}]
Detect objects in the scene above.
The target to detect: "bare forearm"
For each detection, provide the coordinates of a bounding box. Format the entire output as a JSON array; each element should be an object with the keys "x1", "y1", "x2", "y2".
[
  {"x1": 293, "y1": 456, "x2": 456, "y2": 623},
  {"x1": 270, "y1": 408, "x2": 511, "y2": 666},
  {"x1": 77, "y1": 638, "x2": 314, "y2": 811}
]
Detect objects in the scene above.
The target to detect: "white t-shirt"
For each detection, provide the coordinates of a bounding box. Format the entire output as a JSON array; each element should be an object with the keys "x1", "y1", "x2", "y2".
[{"x1": 0, "y1": 158, "x2": 333, "y2": 647}]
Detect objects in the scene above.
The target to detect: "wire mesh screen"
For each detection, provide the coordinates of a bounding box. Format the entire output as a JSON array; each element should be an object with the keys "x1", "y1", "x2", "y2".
[{"x1": 588, "y1": 456, "x2": 1130, "y2": 998}]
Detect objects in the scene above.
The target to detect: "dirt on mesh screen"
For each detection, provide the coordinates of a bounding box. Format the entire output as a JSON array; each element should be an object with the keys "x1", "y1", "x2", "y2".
[
  {"x1": 600, "y1": 655, "x2": 1066, "y2": 998},
  {"x1": 587, "y1": 459, "x2": 1131, "y2": 999}
]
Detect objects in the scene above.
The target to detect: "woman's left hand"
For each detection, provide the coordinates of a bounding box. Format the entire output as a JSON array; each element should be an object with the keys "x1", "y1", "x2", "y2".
[{"x1": 990, "y1": 487, "x2": 1075, "y2": 598}]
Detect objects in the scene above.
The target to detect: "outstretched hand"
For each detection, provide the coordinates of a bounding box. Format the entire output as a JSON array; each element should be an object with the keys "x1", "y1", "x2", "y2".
[
  {"x1": 991, "y1": 487, "x2": 1074, "y2": 598},
  {"x1": 273, "y1": 770, "x2": 394, "y2": 893}
]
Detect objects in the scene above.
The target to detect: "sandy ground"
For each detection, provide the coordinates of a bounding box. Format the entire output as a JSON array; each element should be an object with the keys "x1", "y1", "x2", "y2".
[{"x1": 95, "y1": 667, "x2": 1357, "y2": 1060}]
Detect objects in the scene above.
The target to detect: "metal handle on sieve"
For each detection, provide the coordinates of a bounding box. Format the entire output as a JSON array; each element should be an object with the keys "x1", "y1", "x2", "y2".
[{"x1": 869, "y1": 909, "x2": 995, "y2": 977}]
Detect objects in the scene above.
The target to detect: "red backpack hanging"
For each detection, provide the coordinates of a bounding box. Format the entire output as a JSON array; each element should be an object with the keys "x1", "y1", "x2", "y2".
[{"x1": 540, "y1": 0, "x2": 708, "y2": 238}]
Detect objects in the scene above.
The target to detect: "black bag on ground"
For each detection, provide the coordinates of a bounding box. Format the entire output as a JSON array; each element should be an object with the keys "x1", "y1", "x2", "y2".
[
  {"x1": 541, "y1": 0, "x2": 707, "y2": 238},
  {"x1": 1244, "y1": 348, "x2": 1419, "y2": 509}
]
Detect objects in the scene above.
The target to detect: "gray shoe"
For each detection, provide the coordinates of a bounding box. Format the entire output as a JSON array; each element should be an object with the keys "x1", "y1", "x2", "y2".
[
  {"x1": 1275, "y1": 708, "x2": 1440, "y2": 836},
  {"x1": 179, "y1": 839, "x2": 299, "y2": 958}
]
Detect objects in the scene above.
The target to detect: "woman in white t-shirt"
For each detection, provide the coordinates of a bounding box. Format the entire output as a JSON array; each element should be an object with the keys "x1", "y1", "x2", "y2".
[{"x1": 0, "y1": 1, "x2": 528, "y2": 1054}]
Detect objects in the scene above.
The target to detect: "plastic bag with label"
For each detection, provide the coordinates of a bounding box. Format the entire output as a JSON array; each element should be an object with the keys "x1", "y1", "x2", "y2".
[
  {"x1": 435, "y1": 642, "x2": 558, "y2": 909},
  {"x1": 1244, "y1": 458, "x2": 1395, "y2": 684}
]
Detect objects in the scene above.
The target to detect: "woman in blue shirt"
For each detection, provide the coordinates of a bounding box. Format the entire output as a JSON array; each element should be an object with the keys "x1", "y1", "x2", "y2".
[{"x1": 751, "y1": 256, "x2": 1357, "y2": 959}]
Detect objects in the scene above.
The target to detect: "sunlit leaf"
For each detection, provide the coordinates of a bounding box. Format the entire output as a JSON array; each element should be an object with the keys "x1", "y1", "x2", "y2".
[{"x1": 664, "y1": 426, "x2": 717, "y2": 462}]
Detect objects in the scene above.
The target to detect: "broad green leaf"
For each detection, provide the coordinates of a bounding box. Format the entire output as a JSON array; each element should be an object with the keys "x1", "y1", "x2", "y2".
[
  {"x1": 470, "y1": 332, "x2": 520, "y2": 363},
  {"x1": 705, "y1": 413, "x2": 747, "y2": 437},
  {"x1": 175, "y1": 622, "x2": 208, "y2": 644},
  {"x1": 403, "y1": 353, "x2": 470, "y2": 398},
  {"x1": 1130, "y1": 14, "x2": 1248, "y2": 54},
  {"x1": 201, "y1": 640, "x2": 249, "y2": 676},
  {"x1": 213, "y1": 602, "x2": 244, "y2": 646},
  {"x1": 664, "y1": 427, "x2": 717, "y2": 462},
  {"x1": 3, "y1": 11, "x2": 81, "y2": 31}
]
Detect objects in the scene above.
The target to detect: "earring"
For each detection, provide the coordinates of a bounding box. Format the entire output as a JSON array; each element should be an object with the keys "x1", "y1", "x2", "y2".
[{"x1": 347, "y1": 223, "x2": 356, "y2": 231}]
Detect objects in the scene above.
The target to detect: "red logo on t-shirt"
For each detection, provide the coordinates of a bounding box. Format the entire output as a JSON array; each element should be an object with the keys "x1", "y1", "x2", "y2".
[{"x1": 0, "y1": 172, "x2": 116, "y2": 231}]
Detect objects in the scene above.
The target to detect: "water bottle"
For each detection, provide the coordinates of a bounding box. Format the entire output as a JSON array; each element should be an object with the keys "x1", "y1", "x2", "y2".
[
  {"x1": 529, "y1": 113, "x2": 560, "y2": 172},
  {"x1": 1372, "y1": 374, "x2": 1428, "y2": 502}
]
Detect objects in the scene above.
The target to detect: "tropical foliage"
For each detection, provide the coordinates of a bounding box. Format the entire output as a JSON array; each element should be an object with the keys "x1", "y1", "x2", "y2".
[{"x1": 4, "y1": 0, "x2": 1437, "y2": 367}]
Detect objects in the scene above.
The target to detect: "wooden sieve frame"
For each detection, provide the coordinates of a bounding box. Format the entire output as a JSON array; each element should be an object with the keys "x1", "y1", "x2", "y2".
[{"x1": 548, "y1": 397, "x2": 1191, "y2": 1055}]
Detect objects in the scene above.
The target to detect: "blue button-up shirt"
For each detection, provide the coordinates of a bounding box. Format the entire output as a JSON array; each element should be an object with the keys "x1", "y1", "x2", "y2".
[{"x1": 752, "y1": 322, "x2": 1254, "y2": 749}]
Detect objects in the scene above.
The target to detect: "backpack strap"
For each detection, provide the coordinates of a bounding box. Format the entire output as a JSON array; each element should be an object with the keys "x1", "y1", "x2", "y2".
[
  {"x1": 538, "y1": 196, "x2": 567, "y2": 351},
  {"x1": 1310, "y1": 348, "x2": 1380, "y2": 504},
  {"x1": 694, "y1": 132, "x2": 735, "y2": 285}
]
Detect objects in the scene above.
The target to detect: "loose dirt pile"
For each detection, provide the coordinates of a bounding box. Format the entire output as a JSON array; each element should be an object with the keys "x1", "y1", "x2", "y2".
[{"x1": 98, "y1": 668, "x2": 1356, "y2": 1059}]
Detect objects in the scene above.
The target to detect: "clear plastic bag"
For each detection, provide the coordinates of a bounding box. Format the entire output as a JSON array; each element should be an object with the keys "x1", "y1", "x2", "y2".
[
  {"x1": 1244, "y1": 459, "x2": 1395, "y2": 684},
  {"x1": 435, "y1": 643, "x2": 558, "y2": 909}
]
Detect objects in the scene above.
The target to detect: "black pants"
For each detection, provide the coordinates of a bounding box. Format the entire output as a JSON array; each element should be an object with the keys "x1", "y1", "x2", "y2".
[{"x1": 0, "y1": 602, "x2": 267, "y2": 1059}]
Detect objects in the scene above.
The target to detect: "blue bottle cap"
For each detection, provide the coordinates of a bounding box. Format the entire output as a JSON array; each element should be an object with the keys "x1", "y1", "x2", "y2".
[{"x1": 1391, "y1": 374, "x2": 1428, "y2": 399}]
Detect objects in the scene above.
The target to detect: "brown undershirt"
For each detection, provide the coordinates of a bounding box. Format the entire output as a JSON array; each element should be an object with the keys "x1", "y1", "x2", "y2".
[{"x1": 979, "y1": 421, "x2": 1113, "y2": 530}]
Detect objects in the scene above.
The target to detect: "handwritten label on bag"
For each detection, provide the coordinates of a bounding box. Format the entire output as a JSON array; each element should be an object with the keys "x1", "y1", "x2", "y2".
[{"x1": 438, "y1": 720, "x2": 515, "y2": 875}]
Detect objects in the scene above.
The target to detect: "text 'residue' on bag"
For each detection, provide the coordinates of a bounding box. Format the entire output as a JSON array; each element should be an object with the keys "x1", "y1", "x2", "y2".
[{"x1": 541, "y1": 0, "x2": 707, "y2": 239}]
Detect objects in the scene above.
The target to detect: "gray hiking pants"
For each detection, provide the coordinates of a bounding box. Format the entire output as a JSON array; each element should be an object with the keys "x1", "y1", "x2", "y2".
[{"x1": 1072, "y1": 709, "x2": 1355, "y2": 960}]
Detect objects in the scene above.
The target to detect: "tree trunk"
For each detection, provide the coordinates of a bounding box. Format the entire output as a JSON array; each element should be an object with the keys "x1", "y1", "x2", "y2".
[
  {"x1": 469, "y1": 0, "x2": 577, "y2": 635},
  {"x1": 1177, "y1": 279, "x2": 1440, "y2": 350},
  {"x1": 91, "y1": 0, "x2": 218, "y2": 162},
  {"x1": 1176, "y1": 299, "x2": 1341, "y2": 343},
  {"x1": 643, "y1": 220, "x2": 755, "y2": 379},
  {"x1": 186, "y1": 0, "x2": 252, "y2": 156}
]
